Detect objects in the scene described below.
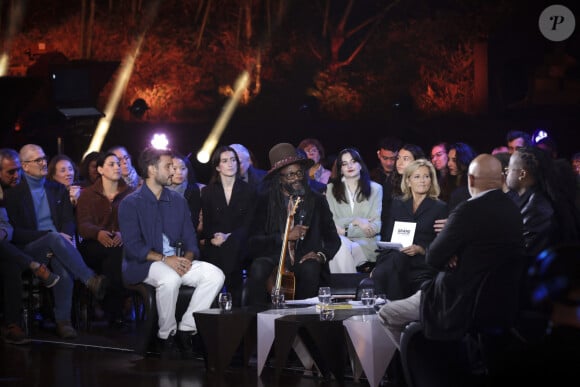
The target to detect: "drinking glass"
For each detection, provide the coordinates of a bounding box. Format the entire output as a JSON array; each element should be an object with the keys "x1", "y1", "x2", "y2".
[
  {"x1": 218, "y1": 292, "x2": 232, "y2": 311},
  {"x1": 271, "y1": 288, "x2": 285, "y2": 308},
  {"x1": 361, "y1": 288, "x2": 375, "y2": 307},
  {"x1": 318, "y1": 286, "x2": 332, "y2": 305},
  {"x1": 319, "y1": 303, "x2": 335, "y2": 321}
]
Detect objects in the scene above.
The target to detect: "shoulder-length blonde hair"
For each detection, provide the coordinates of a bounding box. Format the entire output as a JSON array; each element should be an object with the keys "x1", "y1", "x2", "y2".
[{"x1": 401, "y1": 159, "x2": 440, "y2": 200}]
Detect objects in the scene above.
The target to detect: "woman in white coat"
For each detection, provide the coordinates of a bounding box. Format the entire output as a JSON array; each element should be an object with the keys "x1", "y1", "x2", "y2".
[{"x1": 326, "y1": 148, "x2": 382, "y2": 273}]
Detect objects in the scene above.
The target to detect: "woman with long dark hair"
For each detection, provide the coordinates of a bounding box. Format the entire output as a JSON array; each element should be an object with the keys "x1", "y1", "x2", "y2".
[
  {"x1": 76, "y1": 152, "x2": 134, "y2": 325},
  {"x1": 446, "y1": 142, "x2": 478, "y2": 210},
  {"x1": 325, "y1": 148, "x2": 382, "y2": 273}
]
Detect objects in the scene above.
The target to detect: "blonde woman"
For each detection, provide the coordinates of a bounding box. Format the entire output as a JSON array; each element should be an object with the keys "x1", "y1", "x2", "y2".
[
  {"x1": 326, "y1": 148, "x2": 382, "y2": 273},
  {"x1": 372, "y1": 159, "x2": 447, "y2": 300}
]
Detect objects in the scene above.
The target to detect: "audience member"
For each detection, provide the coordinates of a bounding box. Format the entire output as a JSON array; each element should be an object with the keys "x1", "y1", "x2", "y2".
[
  {"x1": 447, "y1": 142, "x2": 478, "y2": 211},
  {"x1": 505, "y1": 146, "x2": 580, "y2": 334},
  {"x1": 325, "y1": 148, "x2": 382, "y2": 273},
  {"x1": 76, "y1": 152, "x2": 134, "y2": 327},
  {"x1": 0, "y1": 149, "x2": 22, "y2": 201},
  {"x1": 108, "y1": 145, "x2": 143, "y2": 189},
  {"x1": 297, "y1": 138, "x2": 332, "y2": 184},
  {"x1": 168, "y1": 152, "x2": 202, "y2": 231},
  {"x1": 199, "y1": 145, "x2": 256, "y2": 306},
  {"x1": 48, "y1": 154, "x2": 81, "y2": 206},
  {"x1": 78, "y1": 151, "x2": 101, "y2": 188},
  {"x1": 372, "y1": 159, "x2": 447, "y2": 301},
  {"x1": 119, "y1": 147, "x2": 224, "y2": 359},
  {"x1": 245, "y1": 143, "x2": 340, "y2": 305},
  {"x1": 229, "y1": 143, "x2": 267, "y2": 187},
  {"x1": 4, "y1": 144, "x2": 107, "y2": 339},
  {"x1": 1, "y1": 151, "x2": 60, "y2": 344},
  {"x1": 506, "y1": 130, "x2": 531, "y2": 154},
  {"x1": 296, "y1": 148, "x2": 327, "y2": 194},
  {"x1": 393, "y1": 143, "x2": 425, "y2": 198},
  {"x1": 370, "y1": 137, "x2": 402, "y2": 241},
  {"x1": 430, "y1": 142, "x2": 450, "y2": 202}
]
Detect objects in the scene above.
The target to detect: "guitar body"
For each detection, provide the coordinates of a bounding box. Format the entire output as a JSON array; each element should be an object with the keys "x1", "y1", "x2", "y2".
[
  {"x1": 280, "y1": 271, "x2": 296, "y2": 300},
  {"x1": 266, "y1": 267, "x2": 296, "y2": 300}
]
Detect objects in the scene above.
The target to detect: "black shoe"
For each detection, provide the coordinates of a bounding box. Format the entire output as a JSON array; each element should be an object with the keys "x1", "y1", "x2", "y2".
[
  {"x1": 356, "y1": 261, "x2": 376, "y2": 273},
  {"x1": 176, "y1": 330, "x2": 204, "y2": 360},
  {"x1": 159, "y1": 333, "x2": 180, "y2": 360}
]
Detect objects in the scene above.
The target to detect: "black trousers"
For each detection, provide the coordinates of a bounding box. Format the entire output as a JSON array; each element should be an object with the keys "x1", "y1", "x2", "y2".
[{"x1": 78, "y1": 240, "x2": 126, "y2": 319}]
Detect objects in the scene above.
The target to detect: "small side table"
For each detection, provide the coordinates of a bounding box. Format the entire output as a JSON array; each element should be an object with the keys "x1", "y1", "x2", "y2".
[
  {"x1": 272, "y1": 309, "x2": 369, "y2": 382},
  {"x1": 194, "y1": 307, "x2": 264, "y2": 373},
  {"x1": 256, "y1": 307, "x2": 318, "y2": 376},
  {"x1": 343, "y1": 314, "x2": 397, "y2": 387}
]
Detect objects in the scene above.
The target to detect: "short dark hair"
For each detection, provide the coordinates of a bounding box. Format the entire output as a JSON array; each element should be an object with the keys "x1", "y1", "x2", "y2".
[
  {"x1": 137, "y1": 147, "x2": 173, "y2": 178},
  {"x1": 378, "y1": 137, "x2": 402, "y2": 152},
  {"x1": 506, "y1": 130, "x2": 531, "y2": 146},
  {"x1": 0, "y1": 148, "x2": 20, "y2": 171}
]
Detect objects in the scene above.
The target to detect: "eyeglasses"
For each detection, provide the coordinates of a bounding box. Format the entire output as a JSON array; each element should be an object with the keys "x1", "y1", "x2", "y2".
[
  {"x1": 341, "y1": 159, "x2": 358, "y2": 167},
  {"x1": 503, "y1": 167, "x2": 523, "y2": 176},
  {"x1": 23, "y1": 156, "x2": 47, "y2": 165},
  {"x1": 280, "y1": 170, "x2": 304, "y2": 180}
]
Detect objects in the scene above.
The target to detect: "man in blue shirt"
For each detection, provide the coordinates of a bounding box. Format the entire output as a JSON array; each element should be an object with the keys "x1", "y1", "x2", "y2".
[{"x1": 119, "y1": 147, "x2": 224, "y2": 359}]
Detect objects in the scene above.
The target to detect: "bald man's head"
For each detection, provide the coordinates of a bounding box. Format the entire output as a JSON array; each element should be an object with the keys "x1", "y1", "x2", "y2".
[{"x1": 468, "y1": 154, "x2": 504, "y2": 196}]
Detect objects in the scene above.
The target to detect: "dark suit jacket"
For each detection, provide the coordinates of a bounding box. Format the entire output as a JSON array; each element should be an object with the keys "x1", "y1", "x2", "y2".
[
  {"x1": 247, "y1": 166, "x2": 267, "y2": 187},
  {"x1": 200, "y1": 179, "x2": 256, "y2": 275},
  {"x1": 248, "y1": 188, "x2": 340, "y2": 283},
  {"x1": 384, "y1": 196, "x2": 448, "y2": 252},
  {"x1": 4, "y1": 177, "x2": 76, "y2": 246},
  {"x1": 420, "y1": 189, "x2": 525, "y2": 340}
]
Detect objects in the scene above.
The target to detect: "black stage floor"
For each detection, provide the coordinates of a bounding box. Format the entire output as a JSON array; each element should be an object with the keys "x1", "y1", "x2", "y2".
[{"x1": 0, "y1": 320, "x2": 377, "y2": 387}]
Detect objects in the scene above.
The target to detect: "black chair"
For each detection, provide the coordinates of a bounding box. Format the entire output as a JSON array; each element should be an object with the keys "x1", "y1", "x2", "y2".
[
  {"x1": 125, "y1": 282, "x2": 196, "y2": 355},
  {"x1": 399, "y1": 257, "x2": 525, "y2": 387}
]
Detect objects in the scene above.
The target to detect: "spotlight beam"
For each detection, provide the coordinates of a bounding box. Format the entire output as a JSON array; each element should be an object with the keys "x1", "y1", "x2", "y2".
[
  {"x1": 0, "y1": 2, "x2": 26, "y2": 76},
  {"x1": 83, "y1": 0, "x2": 161, "y2": 159},
  {"x1": 197, "y1": 71, "x2": 250, "y2": 163}
]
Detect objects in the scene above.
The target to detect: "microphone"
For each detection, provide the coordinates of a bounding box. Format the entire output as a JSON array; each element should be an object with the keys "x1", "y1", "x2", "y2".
[{"x1": 175, "y1": 240, "x2": 184, "y2": 257}]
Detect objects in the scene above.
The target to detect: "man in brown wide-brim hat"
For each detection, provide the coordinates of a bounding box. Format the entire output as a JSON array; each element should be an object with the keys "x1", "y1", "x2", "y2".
[{"x1": 245, "y1": 143, "x2": 340, "y2": 305}]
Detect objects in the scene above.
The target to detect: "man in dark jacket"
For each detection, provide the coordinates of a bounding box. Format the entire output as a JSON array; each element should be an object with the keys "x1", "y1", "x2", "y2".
[
  {"x1": 4, "y1": 144, "x2": 107, "y2": 339},
  {"x1": 245, "y1": 143, "x2": 340, "y2": 305}
]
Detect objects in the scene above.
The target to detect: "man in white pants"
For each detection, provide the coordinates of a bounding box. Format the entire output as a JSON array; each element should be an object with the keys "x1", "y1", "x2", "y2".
[{"x1": 119, "y1": 147, "x2": 224, "y2": 359}]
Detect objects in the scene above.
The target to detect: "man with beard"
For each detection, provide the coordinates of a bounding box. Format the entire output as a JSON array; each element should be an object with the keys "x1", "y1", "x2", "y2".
[
  {"x1": 245, "y1": 143, "x2": 340, "y2": 305},
  {"x1": 119, "y1": 147, "x2": 224, "y2": 359}
]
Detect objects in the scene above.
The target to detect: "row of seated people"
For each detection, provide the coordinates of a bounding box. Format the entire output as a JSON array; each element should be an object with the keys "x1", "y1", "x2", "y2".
[{"x1": 2, "y1": 139, "x2": 578, "y2": 360}]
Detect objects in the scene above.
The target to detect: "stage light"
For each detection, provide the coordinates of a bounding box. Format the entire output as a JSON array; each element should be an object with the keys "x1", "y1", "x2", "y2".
[
  {"x1": 129, "y1": 98, "x2": 150, "y2": 118},
  {"x1": 151, "y1": 133, "x2": 169, "y2": 150},
  {"x1": 197, "y1": 71, "x2": 250, "y2": 164}
]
